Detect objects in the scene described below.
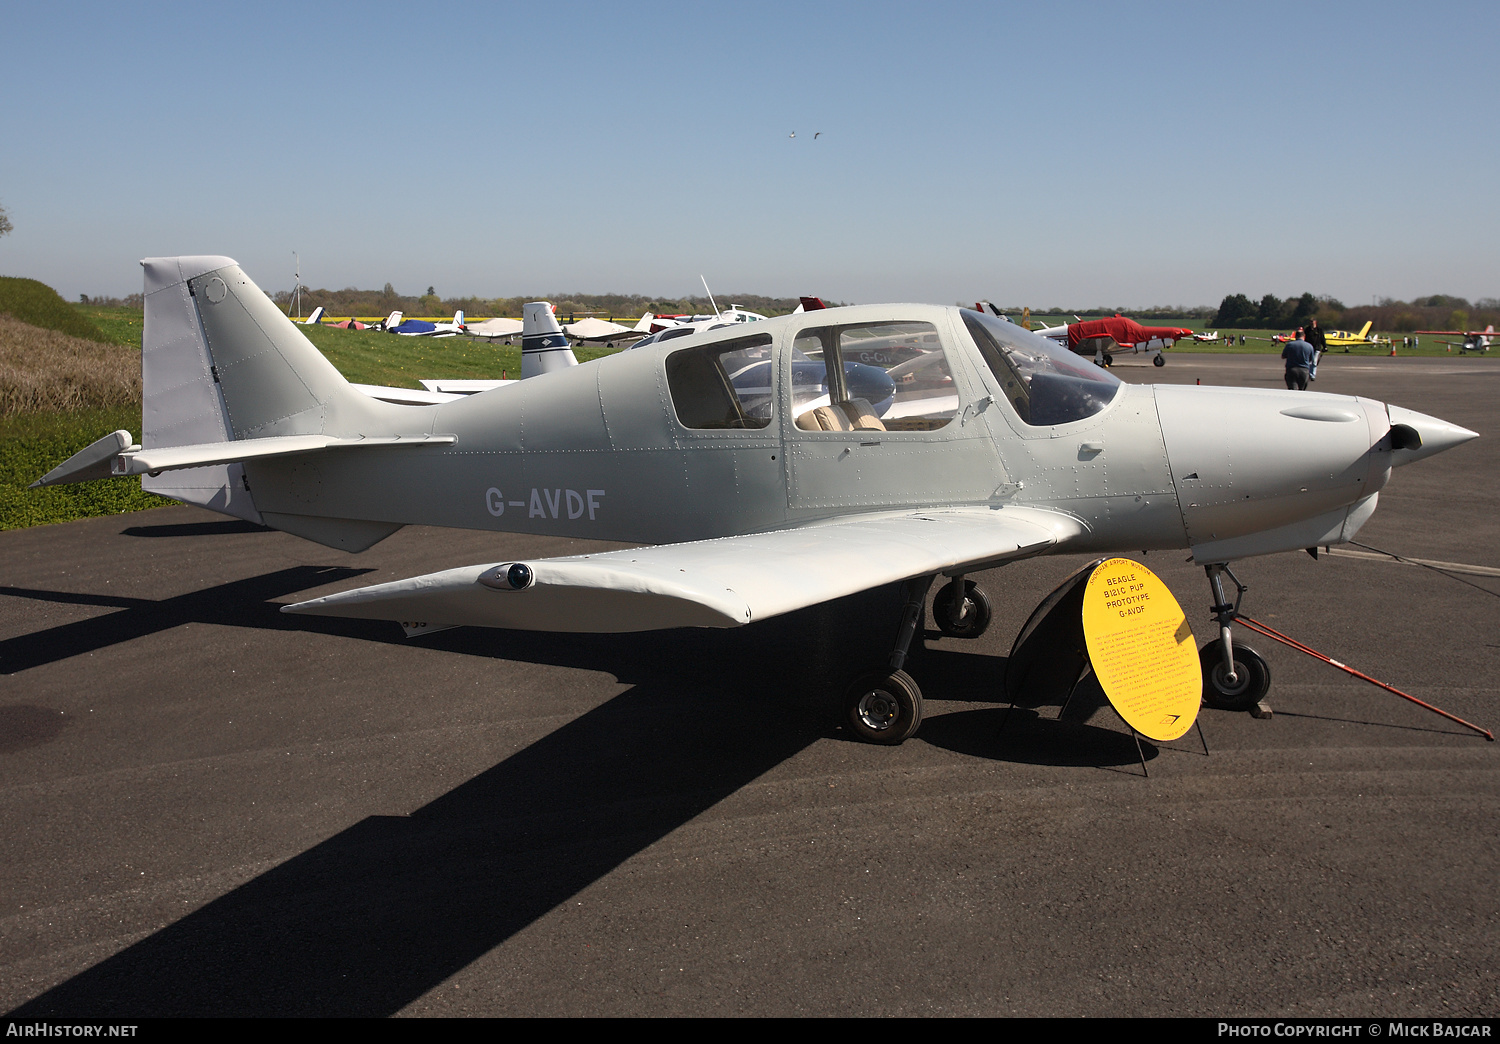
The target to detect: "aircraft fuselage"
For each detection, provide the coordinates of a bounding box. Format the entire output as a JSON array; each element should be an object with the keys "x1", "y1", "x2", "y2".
[{"x1": 232, "y1": 301, "x2": 1466, "y2": 563}]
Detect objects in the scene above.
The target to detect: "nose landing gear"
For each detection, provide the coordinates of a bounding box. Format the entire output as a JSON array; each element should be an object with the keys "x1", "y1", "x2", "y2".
[{"x1": 1200, "y1": 563, "x2": 1272, "y2": 711}]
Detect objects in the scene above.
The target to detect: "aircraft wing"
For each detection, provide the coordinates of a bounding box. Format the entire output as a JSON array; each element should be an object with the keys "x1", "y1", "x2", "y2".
[
  {"x1": 467, "y1": 317, "x2": 524, "y2": 338},
  {"x1": 282, "y1": 506, "x2": 1081, "y2": 633},
  {"x1": 564, "y1": 317, "x2": 647, "y2": 343}
]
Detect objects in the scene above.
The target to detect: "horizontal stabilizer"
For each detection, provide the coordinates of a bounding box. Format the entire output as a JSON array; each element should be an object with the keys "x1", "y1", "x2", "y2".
[
  {"x1": 351, "y1": 383, "x2": 466, "y2": 405},
  {"x1": 282, "y1": 506, "x2": 1078, "y2": 633},
  {"x1": 417, "y1": 379, "x2": 519, "y2": 395},
  {"x1": 106, "y1": 432, "x2": 455, "y2": 478}
]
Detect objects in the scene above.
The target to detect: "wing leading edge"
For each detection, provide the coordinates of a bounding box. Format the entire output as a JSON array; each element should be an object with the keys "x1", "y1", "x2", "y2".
[{"x1": 281, "y1": 506, "x2": 1081, "y2": 633}]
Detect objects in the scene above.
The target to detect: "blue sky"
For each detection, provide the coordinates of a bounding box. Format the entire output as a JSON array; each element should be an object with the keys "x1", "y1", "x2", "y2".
[{"x1": 2, "y1": 1, "x2": 1495, "y2": 308}]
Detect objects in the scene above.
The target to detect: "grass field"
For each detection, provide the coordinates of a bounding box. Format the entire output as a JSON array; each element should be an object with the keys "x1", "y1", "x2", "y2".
[
  {"x1": 298, "y1": 323, "x2": 619, "y2": 387},
  {"x1": 1159, "y1": 328, "x2": 1490, "y2": 358},
  {"x1": 1, "y1": 406, "x2": 171, "y2": 529},
  {"x1": 0, "y1": 277, "x2": 108, "y2": 342},
  {"x1": 0, "y1": 315, "x2": 140, "y2": 414},
  {"x1": 72, "y1": 305, "x2": 146, "y2": 347}
]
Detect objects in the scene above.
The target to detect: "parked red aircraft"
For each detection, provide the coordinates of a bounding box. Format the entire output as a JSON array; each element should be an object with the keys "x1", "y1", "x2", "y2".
[{"x1": 1036, "y1": 315, "x2": 1194, "y2": 367}]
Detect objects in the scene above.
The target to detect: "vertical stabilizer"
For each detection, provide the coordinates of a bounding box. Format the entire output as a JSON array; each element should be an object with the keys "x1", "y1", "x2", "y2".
[
  {"x1": 521, "y1": 301, "x2": 580, "y2": 378},
  {"x1": 137, "y1": 256, "x2": 415, "y2": 538},
  {"x1": 139, "y1": 256, "x2": 261, "y2": 522}
]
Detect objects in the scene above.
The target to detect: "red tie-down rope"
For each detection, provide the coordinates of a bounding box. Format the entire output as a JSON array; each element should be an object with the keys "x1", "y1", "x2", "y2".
[{"x1": 1235, "y1": 615, "x2": 1493, "y2": 741}]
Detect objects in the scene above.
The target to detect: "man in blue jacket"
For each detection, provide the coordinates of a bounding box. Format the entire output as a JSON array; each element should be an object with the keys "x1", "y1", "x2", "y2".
[{"x1": 1282, "y1": 334, "x2": 1316, "y2": 390}]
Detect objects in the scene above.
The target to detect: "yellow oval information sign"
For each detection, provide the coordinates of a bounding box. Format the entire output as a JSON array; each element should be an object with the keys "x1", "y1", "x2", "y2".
[{"x1": 1081, "y1": 558, "x2": 1200, "y2": 741}]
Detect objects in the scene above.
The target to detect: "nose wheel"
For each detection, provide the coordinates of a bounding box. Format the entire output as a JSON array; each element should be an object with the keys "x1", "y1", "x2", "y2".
[
  {"x1": 1199, "y1": 640, "x2": 1270, "y2": 710},
  {"x1": 1201, "y1": 563, "x2": 1273, "y2": 713},
  {"x1": 1153, "y1": 353, "x2": 1166, "y2": 367},
  {"x1": 934, "y1": 577, "x2": 992, "y2": 639}
]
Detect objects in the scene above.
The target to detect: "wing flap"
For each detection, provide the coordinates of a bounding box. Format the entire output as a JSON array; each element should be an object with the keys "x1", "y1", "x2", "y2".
[{"x1": 282, "y1": 506, "x2": 1080, "y2": 633}]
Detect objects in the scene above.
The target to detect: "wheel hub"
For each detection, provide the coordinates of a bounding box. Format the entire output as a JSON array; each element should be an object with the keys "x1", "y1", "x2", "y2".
[
  {"x1": 1211, "y1": 661, "x2": 1251, "y2": 697},
  {"x1": 855, "y1": 690, "x2": 898, "y2": 731}
]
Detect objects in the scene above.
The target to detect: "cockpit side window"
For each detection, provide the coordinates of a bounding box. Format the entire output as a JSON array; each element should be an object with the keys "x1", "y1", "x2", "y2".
[
  {"x1": 961, "y1": 310, "x2": 1121, "y2": 426},
  {"x1": 665, "y1": 333, "x2": 774, "y2": 429},
  {"x1": 791, "y1": 321, "x2": 957, "y2": 432}
]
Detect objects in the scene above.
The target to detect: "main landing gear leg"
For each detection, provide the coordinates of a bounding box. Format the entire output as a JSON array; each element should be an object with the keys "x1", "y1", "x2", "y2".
[
  {"x1": 844, "y1": 575, "x2": 935, "y2": 745},
  {"x1": 1199, "y1": 563, "x2": 1271, "y2": 712}
]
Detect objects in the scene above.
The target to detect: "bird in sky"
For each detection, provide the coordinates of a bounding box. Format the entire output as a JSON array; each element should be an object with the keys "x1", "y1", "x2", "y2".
[{"x1": 789, "y1": 131, "x2": 796, "y2": 138}]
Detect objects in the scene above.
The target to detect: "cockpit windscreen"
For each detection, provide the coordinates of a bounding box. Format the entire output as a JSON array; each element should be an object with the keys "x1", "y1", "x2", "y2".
[{"x1": 961, "y1": 310, "x2": 1121, "y2": 426}]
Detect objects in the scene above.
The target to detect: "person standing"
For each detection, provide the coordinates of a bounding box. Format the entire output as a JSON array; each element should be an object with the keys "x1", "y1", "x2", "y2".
[
  {"x1": 1305, "y1": 318, "x2": 1328, "y2": 380},
  {"x1": 1282, "y1": 335, "x2": 1315, "y2": 390}
]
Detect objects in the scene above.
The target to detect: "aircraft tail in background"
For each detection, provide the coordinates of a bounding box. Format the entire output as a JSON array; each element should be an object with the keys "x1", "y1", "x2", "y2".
[{"x1": 521, "y1": 302, "x2": 580, "y2": 378}]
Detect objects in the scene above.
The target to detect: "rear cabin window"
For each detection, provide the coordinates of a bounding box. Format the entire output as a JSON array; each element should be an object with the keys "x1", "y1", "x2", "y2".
[
  {"x1": 665, "y1": 333, "x2": 774, "y2": 429},
  {"x1": 791, "y1": 321, "x2": 957, "y2": 432}
]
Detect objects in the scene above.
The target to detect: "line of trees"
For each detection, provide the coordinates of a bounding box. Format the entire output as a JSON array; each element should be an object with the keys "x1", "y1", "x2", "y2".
[
  {"x1": 1212, "y1": 292, "x2": 1334, "y2": 329},
  {"x1": 988, "y1": 306, "x2": 1217, "y2": 323},
  {"x1": 1338, "y1": 295, "x2": 1499, "y2": 333},
  {"x1": 1213, "y1": 292, "x2": 1499, "y2": 332},
  {"x1": 78, "y1": 293, "x2": 144, "y2": 308}
]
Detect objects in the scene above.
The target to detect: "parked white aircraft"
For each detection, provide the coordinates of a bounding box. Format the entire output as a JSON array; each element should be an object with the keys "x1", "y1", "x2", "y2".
[
  {"x1": 466, "y1": 316, "x2": 523, "y2": 340},
  {"x1": 35, "y1": 258, "x2": 1477, "y2": 744},
  {"x1": 563, "y1": 316, "x2": 651, "y2": 344},
  {"x1": 1415, "y1": 324, "x2": 1495, "y2": 353}
]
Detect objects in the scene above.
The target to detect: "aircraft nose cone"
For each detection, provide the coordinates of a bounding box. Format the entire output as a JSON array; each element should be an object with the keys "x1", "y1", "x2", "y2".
[{"x1": 1385, "y1": 404, "x2": 1479, "y2": 465}]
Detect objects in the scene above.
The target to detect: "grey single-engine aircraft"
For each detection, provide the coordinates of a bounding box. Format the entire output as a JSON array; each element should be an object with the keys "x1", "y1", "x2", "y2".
[{"x1": 35, "y1": 257, "x2": 1477, "y2": 744}]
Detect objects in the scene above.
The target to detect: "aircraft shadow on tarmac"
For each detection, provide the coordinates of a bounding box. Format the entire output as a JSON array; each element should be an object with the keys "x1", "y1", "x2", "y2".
[
  {"x1": 118, "y1": 518, "x2": 270, "y2": 538},
  {"x1": 10, "y1": 672, "x2": 822, "y2": 1016},
  {"x1": 3, "y1": 572, "x2": 1176, "y2": 1016},
  {"x1": 0, "y1": 567, "x2": 375, "y2": 675}
]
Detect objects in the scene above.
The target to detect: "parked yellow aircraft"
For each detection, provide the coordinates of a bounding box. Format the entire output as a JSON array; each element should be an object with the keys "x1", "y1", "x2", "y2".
[{"x1": 1322, "y1": 321, "x2": 1389, "y2": 349}]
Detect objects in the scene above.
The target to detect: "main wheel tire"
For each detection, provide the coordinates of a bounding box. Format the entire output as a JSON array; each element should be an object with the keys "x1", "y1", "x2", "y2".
[
  {"x1": 1102, "y1": 352, "x2": 1114, "y2": 367},
  {"x1": 1153, "y1": 353, "x2": 1166, "y2": 367},
  {"x1": 1199, "y1": 640, "x2": 1271, "y2": 711},
  {"x1": 934, "y1": 579, "x2": 992, "y2": 639},
  {"x1": 844, "y1": 669, "x2": 923, "y2": 745}
]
